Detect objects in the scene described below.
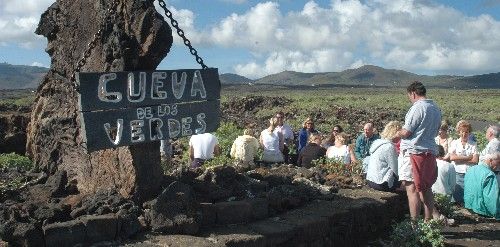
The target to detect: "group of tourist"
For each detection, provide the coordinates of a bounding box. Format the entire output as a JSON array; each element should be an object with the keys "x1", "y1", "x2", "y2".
[{"x1": 183, "y1": 81, "x2": 499, "y2": 221}]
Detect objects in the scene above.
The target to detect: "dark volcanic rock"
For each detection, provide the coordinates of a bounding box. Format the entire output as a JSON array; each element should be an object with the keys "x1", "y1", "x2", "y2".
[
  {"x1": 26, "y1": 0, "x2": 173, "y2": 203},
  {"x1": 144, "y1": 181, "x2": 199, "y2": 234},
  {"x1": 0, "y1": 113, "x2": 30, "y2": 155}
]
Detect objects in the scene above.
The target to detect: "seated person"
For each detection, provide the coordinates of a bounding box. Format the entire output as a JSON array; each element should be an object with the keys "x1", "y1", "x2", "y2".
[
  {"x1": 366, "y1": 121, "x2": 401, "y2": 192},
  {"x1": 322, "y1": 125, "x2": 343, "y2": 149},
  {"x1": 189, "y1": 132, "x2": 220, "y2": 168},
  {"x1": 260, "y1": 117, "x2": 284, "y2": 163},
  {"x1": 450, "y1": 120, "x2": 479, "y2": 204},
  {"x1": 435, "y1": 120, "x2": 453, "y2": 161},
  {"x1": 355, "y1": 122, "x2": 380, "y2": 172},
  {"x1": 326, "y1": 133, "x2": 356, "y2": 165},
  {"x1": 479, "y1": 125, "x2": 499, "y2": 182},
  {"x1": 432, "y1": 145, "x2": 456, "y2": 197},
  {"x1": 275, "y1": 111, "x2": 295, "y2": 163},
  {"x1": 230, "y1": 127, "x2": 260, "y2": 169},
  {"x1": 297, "y1": 117, "x2": 318, "y2": 153},
  {"x1": 464, "y1": 144, "x2": 499, "y2": 219},
  {"x1": 297, "y1": 133, "x2": 326, "y2": 168}
]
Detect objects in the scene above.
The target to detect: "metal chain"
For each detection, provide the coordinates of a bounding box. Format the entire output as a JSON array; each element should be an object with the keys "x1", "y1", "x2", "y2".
[
  {"x1": 70, "y1": 0, "x2": 121, "y2": 87},
  {"x1": 157, "y1": 0, "x2": 208, "y2": 69},
  {"x1": 71, "y1": 0, "x2": 208, "y2": 89}
]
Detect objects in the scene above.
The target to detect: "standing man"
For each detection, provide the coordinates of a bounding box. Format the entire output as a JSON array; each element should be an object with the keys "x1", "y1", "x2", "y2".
[
  {"x1": 189, "y1": 132, "x2": 221, "y2": 169},
  {"x1": 397, "y1": 81, "x2": 441, "y2": 221},
  {"x1": 275, "y1": 111, "x2": 294, "y2": 164},
  {"x1": 355, "y1": 122, "x2": 380, "y2": 172}
]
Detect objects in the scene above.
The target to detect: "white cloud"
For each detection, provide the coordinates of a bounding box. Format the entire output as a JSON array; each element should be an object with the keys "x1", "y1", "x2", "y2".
[
  {"x1": 31, "y1": 61, "x2": 44, "y2": 67},
  {"x1": 0, "y1": 0, "x2": 53, "y2": 48},
  {"x1": 3, "y1": 0, "x2": 500, "y2": 78},
  {"x1": 154, "y1": 2, "x2": 207, "y2": 46},
  {"x1": 204, "y1": 0, "x2": 500, "y2": 78}
]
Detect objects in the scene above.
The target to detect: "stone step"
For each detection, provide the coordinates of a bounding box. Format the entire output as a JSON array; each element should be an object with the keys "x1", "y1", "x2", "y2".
[{"x1": 125, "y1": 188, "x2": 408, "y2": 247}]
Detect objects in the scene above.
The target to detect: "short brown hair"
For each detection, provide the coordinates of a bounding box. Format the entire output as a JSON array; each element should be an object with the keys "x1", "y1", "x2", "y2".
[
  {"x1": 407, "y1": 81, "x2": 426, "y2": 96},
  {"x1": 439, "y1": 119, "x2": 450, "y2": 131},
  {"x1": 308, "y1": 133, "x2": 321, "y2": 143},
  {"x1": 335, "y1": 133, "x2": 347, "y2": 145}
]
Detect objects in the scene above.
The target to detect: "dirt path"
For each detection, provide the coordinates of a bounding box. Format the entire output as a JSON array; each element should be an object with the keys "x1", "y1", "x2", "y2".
[{"x1": 442, "y1": 208, "x2": 500, "y2": 247}]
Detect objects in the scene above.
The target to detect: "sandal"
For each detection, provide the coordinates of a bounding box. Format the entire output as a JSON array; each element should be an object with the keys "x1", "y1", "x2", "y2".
[{"x1": 438, "y1": 214, "x2": 456, "y2": 226}]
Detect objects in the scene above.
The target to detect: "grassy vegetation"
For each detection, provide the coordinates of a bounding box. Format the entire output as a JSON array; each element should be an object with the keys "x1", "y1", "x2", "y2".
[
  {"x1": 0, "y1": 153, "x2": 34, "y2": 195},
  {"x1": 223, "y1": 86, "x2": 499, "y2": 123},
  {"x1": 0, "y1": 153, "x2": 33, "y2": 170},
  {"x1": 391, "y1": 218, "x2": 445, "y2": 247},
  {"x1": 0, "y1": 88, "x2": 35, "y2": 107}
]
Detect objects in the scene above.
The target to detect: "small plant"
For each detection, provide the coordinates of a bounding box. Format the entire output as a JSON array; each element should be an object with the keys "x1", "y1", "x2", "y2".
[
  {"x1": 0, "y1": 153, "x2": 33, "y2": 171},
  {"x1": 434, "y1": 193, "x2": 455, "y2": 218},
  {"x1": 0, "y1": 177, "x2": 27, "y2": 195},
  {"x1": 312, "y1": 157, "x2": 363, "y2": 177},
  {"x1": 214, "y1": 122, "x2": 242, "y2": 157},
  {"x1": 203, "y1": 155, "x2": 234, "y2": 169},
  {"x1": 390, "y1": 218, "x2": 445, "y2": 247}
]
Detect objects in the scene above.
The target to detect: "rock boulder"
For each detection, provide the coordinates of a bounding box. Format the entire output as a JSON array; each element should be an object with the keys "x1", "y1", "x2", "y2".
[{"x1": 26, "y1": 0, "x2": 173, "y2": 203}]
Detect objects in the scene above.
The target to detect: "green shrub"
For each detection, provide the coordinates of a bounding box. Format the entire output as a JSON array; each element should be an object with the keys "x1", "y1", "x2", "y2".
[
  {"x1": 312, "y1": 157, "x2": 363, "y2": 177},
  {"x1": 390, "y1": 218, "x2": 445, "y2": 247},
  {"x1": 0, "y1": 177, "x2": 26, "y2": 195},
  {"x1": 434, "y1": 193, "x2": 455, "y2": 218},
  {"x1": 214, "y1": 122, "x2": 242, "y2": 157},
  {"x1": 203, "y1": 155, "x2": 234, "y2": 169},
  {"x1": 473, "y1": 131, "x2": 487, "y2": 152},
  {"x1": 0, "y1": 153, "x2": 33, "y2": 171}
]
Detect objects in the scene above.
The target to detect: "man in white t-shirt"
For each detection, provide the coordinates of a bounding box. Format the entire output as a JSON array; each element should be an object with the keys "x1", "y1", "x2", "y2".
[
  {"x1": 480, "y1": 125, "x2": 499, "y2": 162},
  {"x1": 189, "y1": 132, "x2": 220, "y2": 168},
  {"x1": 275, "y1": 111, "x2": 294, "y2": 163},
  {"x1": 480, "y1": 125, "x2": 500, "y2": 183}
]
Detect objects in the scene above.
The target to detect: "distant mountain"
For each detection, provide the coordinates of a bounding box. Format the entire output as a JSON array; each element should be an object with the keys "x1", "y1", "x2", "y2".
[
  {"x1": 254, "y1": 71, "x2": 328, "y2": 85},
  {"x1": 0, "y1": 63, "x2": 48, "y2": 89},
  {"x1": 448, "y1": 72, "x2": 500, "y2": 89},
  {"x1": 219, "y1": 73, "x2": 253, "y2": 84},
  {"x1": 245, "y1": 65, "x2": 499, "y2": 89},
  {"x1": 1, "y1": 63, "x2": 498, "y2": 89}
]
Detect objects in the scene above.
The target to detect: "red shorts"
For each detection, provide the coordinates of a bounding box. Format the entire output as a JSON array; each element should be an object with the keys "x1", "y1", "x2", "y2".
[{"x1": 410, "y1": 152, "x2": 437, "y2": 192}]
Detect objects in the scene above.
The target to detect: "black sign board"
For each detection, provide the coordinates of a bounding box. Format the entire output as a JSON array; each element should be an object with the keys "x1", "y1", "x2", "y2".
[{"x1": 76, "y1": 68, "x2": 221, "y2": 152}]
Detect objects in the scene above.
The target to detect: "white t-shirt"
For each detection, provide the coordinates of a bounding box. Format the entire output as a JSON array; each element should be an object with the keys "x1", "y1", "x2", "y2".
[
  {"x1": 276, "y1": 124, "x2": 294, "y2": 145},
  {"x1": 189, "y1": 133, "x2": 218, "y2": 160},
  {"x1": 326, "y1": 145, "x2": 350, "y2": 165},
  {"x1": 449, "y1": 138, "x2": 478, "y2": 173}
]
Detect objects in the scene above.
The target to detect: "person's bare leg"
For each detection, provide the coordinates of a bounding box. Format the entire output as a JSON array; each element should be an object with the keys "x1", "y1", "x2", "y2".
[
  {"x1": 405, "y1": 182, "x2": 421, "y2": 219},
  {"x1": 419, "y1": 189, "x2": 438, "y2": 220}
]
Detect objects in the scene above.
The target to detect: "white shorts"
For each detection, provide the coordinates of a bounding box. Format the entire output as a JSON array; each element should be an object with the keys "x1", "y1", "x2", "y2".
[{"x1": 398, "y1": 151, "x2": 413, "y2": 182}]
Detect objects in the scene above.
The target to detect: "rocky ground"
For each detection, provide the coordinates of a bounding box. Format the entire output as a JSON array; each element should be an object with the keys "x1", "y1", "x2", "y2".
[{"x1": 0, "y1": 93, "x2": 498, "y2": 246}]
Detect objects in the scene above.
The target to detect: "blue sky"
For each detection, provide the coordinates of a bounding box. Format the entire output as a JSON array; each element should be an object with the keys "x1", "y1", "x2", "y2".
[{"x1": 1, "y1": 0, "x2": 500, "y2": 79}]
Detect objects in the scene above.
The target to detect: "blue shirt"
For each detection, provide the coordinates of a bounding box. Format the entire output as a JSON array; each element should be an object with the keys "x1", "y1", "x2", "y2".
[{"x1": 401, "y1": 99, "x2": 441, "y2": 155}]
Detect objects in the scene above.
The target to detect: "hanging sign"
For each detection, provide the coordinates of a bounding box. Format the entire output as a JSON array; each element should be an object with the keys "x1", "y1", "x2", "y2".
[{"x1": 76, "y1": 68, "x2": 221, "y2": 152}]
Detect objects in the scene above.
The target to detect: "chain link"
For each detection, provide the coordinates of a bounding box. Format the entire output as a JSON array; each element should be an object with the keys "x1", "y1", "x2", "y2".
[
  {"x1": 70, "y1": 0, "x2": 121, "y2": 87},
  {"x1": 71, "y1": 0, "x2": 208, "y2": 89},
  {"x1": 157, "y1": 0, "x2": 208, "y2": 69}
]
